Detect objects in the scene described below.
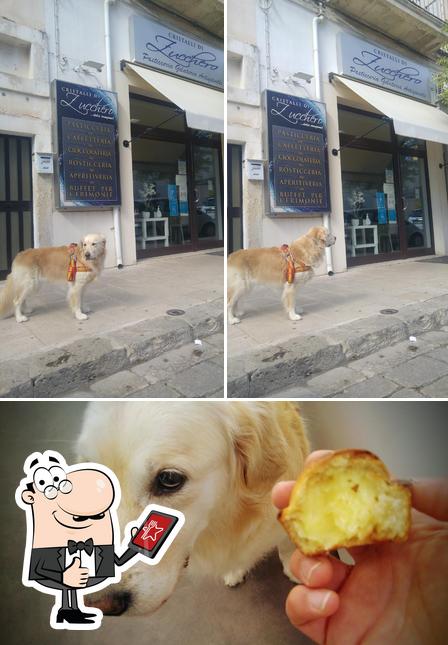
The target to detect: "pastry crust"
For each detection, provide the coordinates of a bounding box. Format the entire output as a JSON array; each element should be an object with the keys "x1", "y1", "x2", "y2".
[{"x1": 279, "y1": 450, "x2": 411, "y2": 556}]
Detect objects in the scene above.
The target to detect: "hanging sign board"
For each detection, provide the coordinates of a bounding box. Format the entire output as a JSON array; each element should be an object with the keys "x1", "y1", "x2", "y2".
[
  {"x1": 130, "y1": 15, "x2": 223, "y2": 90},
  {"x1": 338, "y1": 33, "x2": 433, "y2": 103},
  {"x1": 55, "y1": 80, "x2": 121, "y2": 209},
  {"x1": 266, "y1": 90, "x2": 331, "y2": 215}
]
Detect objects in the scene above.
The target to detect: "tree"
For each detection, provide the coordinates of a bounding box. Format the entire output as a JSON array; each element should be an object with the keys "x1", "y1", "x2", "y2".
[{"x1": 435, "y1": 26, "x2": 448, "y2": 107}]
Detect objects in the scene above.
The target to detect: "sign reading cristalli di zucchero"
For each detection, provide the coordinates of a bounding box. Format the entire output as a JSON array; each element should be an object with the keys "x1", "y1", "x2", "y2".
[
  {"x1": 266, "y1": 90, "x2": 331, "y2": 216},
  {"x1": 55, "y1": 81, "x2": 121, "y2": 209},
  {"x1": 338, "y1": 33, "x2": 434, "y2": 103},
  {"x1": 129, "y1": 15, "x2": 223, "y2": 90}
]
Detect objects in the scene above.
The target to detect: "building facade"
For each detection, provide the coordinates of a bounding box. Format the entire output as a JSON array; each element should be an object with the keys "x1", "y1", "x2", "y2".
[
  {"x1": 0, "y1": 0, "x2": 224, "y2": 277},
  {"x1": 228, "y1": 0, "x2": 448, "y2": 274}
]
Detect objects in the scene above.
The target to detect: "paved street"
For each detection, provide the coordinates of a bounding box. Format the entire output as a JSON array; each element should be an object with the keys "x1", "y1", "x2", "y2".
[
  {"x1": 272, "y1": 328, "x2": 448, "y2": 398},
  {"x1": 0, "y1": 250, "x2": 224, "y2": 397},
  {"x1": 228, "y1": 256, "x2": 448, "y2": 356},
  {"x1": 228, "y1": 256, "x2": 448, "y2": 398},
  {"x1": 64, "y1": 333, "x2": 224, "y2": 398}
]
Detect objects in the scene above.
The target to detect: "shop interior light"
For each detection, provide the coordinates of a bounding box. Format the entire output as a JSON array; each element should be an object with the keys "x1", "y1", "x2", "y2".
[
  {"x1": 332, "y1": 116, "x2": 391, "y2": 156},
  {"x1": 123, "y1": 108, "x2": 183, "y2": 147}
]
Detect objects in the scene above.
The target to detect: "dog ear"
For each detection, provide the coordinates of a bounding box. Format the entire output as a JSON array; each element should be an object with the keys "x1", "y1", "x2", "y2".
[{"x1": 232, "y1": 402, "x2": 309, "y2": 495}]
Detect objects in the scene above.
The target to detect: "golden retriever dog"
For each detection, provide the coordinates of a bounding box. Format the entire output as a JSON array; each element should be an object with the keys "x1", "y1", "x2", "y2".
[
  {"x1": 227, "y1": 225, "x2": 336, "y2": 324},
  {"x1": 0, "y1": 233, "x2": 106, "y2": 322},
  {"x1": 77, "y1": 401, "x2": 309, "y2": 617}
]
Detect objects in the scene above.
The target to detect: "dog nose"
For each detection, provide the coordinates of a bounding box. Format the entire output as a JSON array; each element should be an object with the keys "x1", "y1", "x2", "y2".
[
  {"x1": 85, "y1": 252, "x2": 91, "y2": 259},
  {"x1": 85, "y1": 591, "x2": 133, "y2": 616}
]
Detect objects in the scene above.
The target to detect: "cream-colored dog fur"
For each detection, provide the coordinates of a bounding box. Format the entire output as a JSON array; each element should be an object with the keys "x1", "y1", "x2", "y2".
[
  {"x1": 0, "y1": 233, "x2": 106, "y2": 322},
  {"x1": 77, "y1": 401, "x2": 309, "y2": 616},
  {"x1": 227, "y1": 225, "x2": 336, "y2": 324}
]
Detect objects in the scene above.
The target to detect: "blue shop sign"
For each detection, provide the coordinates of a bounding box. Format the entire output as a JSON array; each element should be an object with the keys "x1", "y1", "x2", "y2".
[
  {"x1": 55, "y1": 81, "x2": 120, "y2": 208},
  {"x1": 130, "y1": 15, "x2": 223, "y2": 90},
  {"x1": 266, "y1": 90, "x2": 331, "y2": 215},
  {"x1": 338, "y1": 33, "x2": 433, "y2": 103}
]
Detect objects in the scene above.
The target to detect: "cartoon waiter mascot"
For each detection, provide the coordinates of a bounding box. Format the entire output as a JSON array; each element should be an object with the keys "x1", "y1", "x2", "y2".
[{"x1": 16, "y1": 451, "x2": 184, "y2": 630}]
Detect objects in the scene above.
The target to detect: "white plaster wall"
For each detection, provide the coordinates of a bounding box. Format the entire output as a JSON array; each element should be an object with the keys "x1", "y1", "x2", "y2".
[
  {"x1": 254, "y1": 0, "x2": 345, "y2": 272},
  {"x1": 228, "y1": 0, "x2": 448, "y2": 268},
  {"x1": 0, "y1": 0, "x2": 223, "y2": 267},
  {"x1": 427, "y1": 141, "x2": 448, "y2": 255},
  {"x1": 43, "y1": 0, "x2": 118, "y2": 266},
  {"x1": 0, "y1": 8, "x2": 53, "y2": 248}
]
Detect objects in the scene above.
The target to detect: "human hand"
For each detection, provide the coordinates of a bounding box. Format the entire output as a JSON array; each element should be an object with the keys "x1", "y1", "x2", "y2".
[
  {"x1": 62, "y1": 557, "x2": 89, "y2": 588},
  {"x1": 272, "y1": 451, "x2": 448, "y2": 645}
]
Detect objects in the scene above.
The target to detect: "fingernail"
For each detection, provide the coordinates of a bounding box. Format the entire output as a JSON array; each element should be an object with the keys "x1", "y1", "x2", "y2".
[
  {"x1": 300, "y1": 559, "x2": 322, "y2": 584},
  {"x1": 309, "y1": 590, "x2": 332, "y2": 613}
]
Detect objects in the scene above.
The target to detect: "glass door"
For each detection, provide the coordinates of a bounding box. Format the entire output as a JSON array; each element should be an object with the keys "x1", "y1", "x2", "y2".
[
  {"x1": 192, "y1": 143, "x2": 223, "y2": 245},
  {"x1": 399, "y1": 153, "x2": 433, "y2": 253}
]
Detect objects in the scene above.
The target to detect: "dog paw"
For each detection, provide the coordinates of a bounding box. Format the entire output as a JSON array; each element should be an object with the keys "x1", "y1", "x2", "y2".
[
  {"x1": 16, "y1": 314, "x2": 29, "y2": 323},
  {"x1": 223, "y1": 570, "x2": 247, "y2": 587},
  {"x1": 289, "y1": 312, "x2": 302, "y2": 321},
  {"x1": 228, "y1": 316, "x2": 241, "y2": 325},
  {"x1": 75, "y1": 312, "x2": 88, "y2": 321}
]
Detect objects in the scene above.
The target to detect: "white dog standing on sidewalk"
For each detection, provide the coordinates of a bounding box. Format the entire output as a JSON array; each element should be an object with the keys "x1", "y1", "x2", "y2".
[
  {"x1": 227, "y1": 226, "x2": 336, "y2": 324},
  {"x1": 0, "y1": 233, "x2": 106, "y2": 322}
]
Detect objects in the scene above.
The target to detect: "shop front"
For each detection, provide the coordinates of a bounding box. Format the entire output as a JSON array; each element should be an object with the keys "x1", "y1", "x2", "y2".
[
  {"x1": 329, "y1": 31, "x2": 448, "y2": 267},
  {"x1": 120, "y1": 12, "x2": 224, "y2": 260},
  {"x1": 129, "y1": 94, "x2": 223, "y2": 258},
  {"x1": 338, "y1": 105, "x2": 434, "y2": 265}
]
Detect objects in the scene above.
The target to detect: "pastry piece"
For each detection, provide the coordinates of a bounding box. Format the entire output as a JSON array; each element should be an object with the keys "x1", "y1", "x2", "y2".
[{"x1": 279, "y1": 450, "x2": 411, "y2": 556}]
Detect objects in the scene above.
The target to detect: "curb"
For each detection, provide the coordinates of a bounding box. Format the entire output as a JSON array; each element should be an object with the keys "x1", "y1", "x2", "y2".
[
  {"x1": 0, "y1": 299, "x2": 223, "y2": 398},
  {"x1": 228, "y1": 294, "x2": 448, "y2": 397}
]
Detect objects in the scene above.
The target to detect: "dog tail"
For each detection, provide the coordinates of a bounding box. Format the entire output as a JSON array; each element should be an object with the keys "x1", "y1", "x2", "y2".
[{"x1": 0, "y1": 273, "x2": 16, "y2": 317}]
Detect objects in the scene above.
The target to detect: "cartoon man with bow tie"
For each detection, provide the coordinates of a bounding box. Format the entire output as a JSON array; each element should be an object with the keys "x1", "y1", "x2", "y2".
[{"x1": 15, "y1": 451, "x2": 183, "y2": 630}]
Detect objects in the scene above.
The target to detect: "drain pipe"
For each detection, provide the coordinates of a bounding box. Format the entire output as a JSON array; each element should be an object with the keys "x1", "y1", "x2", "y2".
[
  {"x1": 312, "y1": 2, "x2": 334, "y2": 275},
  {"x1": 104, "y1": 0, "x2": 123, "y2": 268}
]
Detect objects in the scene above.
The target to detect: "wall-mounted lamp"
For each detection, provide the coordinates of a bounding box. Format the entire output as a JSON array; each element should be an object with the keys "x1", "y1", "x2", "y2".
[
  {"x1": 82, "y1": 60, "x2": 105, "y2": 72},
  {"x1": 292, "y1": 71, "x2": 314, "y2": 84}
]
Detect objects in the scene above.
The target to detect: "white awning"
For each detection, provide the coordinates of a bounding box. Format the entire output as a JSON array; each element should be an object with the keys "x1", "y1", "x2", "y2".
[
  {"x1": 334, "y1": 75, "x2": 448, "y2": 146},
  {"x1": 126, "y1": 63, "x2": 223, "y2": 134}
]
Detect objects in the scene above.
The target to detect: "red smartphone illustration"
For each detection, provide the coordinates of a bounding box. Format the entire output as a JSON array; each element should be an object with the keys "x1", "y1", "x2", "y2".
[{"x1": 129, "y1": 509, "x2": 179, "y2": 559}]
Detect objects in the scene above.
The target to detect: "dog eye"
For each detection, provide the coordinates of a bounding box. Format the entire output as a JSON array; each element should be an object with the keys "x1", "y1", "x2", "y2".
[{"x1": 155, "y1": 470, "x2": 186, "y2": 493}]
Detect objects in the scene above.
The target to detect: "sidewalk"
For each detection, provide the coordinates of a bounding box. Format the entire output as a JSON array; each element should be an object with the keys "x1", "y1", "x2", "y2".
[
  {"x1": 0, "y1": 249, "x2": 224, "y2": 397},
  {"x1": 228, "y1": 256, "x2": 448, "y2": 397}
]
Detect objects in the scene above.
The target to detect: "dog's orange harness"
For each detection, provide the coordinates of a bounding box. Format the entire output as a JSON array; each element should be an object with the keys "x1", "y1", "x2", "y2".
[
  {"x1": 279, "y1": 244, "x2": 311, "y2": 284},
  {"x1": 67, "y1": 243, "x2": 92, "y2": 282}
]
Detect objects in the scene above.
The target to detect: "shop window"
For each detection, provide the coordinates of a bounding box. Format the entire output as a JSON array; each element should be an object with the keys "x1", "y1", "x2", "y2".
[
  {"x1": 133, "y1": 141, "x2": 190, "y2": 250},
  {"x1": 193, "y1": 145, "x2": 223, "y2": 241},
  {"x1": 130, "y1": 94, "x2": 223, "y2": 256},
  {"x1": 341, "y1": 148, "x2": 399, "y2": 258},
  {"x1": 397, "y1": 136, "x2": 426, "y2": 153},
  {"x1": 339, "y1": 108, "x2": 391, "y2": 144},
  {"x1": 400, "y1": 155, "x2": 432, "y2": 249},
  {"x1": 338, "y1": 106, "x2": 433, "y2": 264},
  {"x1": 130, "y1": 97, "x2": 185, "y2": 133}
]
